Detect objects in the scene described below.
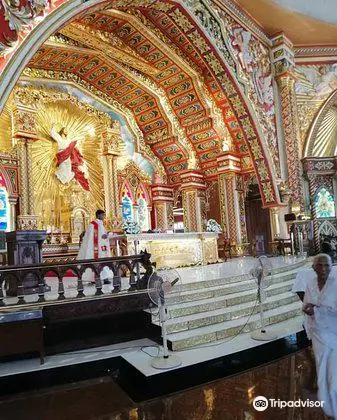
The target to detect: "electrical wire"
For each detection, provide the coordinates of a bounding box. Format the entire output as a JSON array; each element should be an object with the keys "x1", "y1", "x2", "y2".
[{"x1": 51, "y1": 271, "x2": 268, "y2": 360}]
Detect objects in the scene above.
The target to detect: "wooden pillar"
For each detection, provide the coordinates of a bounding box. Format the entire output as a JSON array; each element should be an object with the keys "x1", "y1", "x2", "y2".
[
  {"x1": 151, "y1": 184, "x2": 174, "y2": 231},
  {"x1": 180, "y1": 171, "x2": 206, "y2": 232}
]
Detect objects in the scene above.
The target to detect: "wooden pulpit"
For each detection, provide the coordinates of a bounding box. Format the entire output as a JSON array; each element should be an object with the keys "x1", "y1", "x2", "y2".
[{"x1": 5, "y1": 230, "x2": 48, "y2": 296}]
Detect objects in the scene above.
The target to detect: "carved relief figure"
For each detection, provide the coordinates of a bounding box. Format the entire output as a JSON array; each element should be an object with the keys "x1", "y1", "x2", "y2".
[
  {"x1": 50, "y1": 126, "x2": 90, "y2": 191},
  {"x1": 296, "y1": 64, "x2": 337, "y2": 99}
]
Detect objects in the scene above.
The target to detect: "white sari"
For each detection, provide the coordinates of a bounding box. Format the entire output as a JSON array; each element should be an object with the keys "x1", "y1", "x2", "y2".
[{"x1": 304, "y1": 274, "x2": 337, "y2": 418}]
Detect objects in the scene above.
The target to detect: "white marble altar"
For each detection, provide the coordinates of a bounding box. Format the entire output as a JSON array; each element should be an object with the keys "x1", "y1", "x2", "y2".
[{"x1": 114, "y1": 232, "x2": 219, "y2": 268}]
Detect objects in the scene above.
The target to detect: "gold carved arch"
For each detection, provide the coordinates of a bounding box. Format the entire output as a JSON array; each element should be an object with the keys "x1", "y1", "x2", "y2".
[{"x1": 0, "y1": 0, "x2": 280, "y2": 205}]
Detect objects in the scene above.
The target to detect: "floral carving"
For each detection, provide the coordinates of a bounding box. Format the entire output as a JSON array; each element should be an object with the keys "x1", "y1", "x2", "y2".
[{"x1": 0, "y1": 0, "x2": 50, "y2": 55}]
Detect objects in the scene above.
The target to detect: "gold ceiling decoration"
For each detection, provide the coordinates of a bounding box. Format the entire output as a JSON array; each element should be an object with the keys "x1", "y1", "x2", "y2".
[
  {"x1": 115, "y1": 61, "x2": 196, "y2": 161},
  {"x1": 311, "y1": 105, "x2": 337, "y2": 157},
  {"x1": 0, "y1": 102, "x2": 14, "y2": 152},
  {"x1": 21, "y1": 68, "x2": 167, "y2": 180},
  {"x1": 59, "y1": 22, "x2": 159, "y2": 77}
]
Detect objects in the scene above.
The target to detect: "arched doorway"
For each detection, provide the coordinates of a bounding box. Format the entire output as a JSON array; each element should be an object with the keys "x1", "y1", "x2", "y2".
[{"x1": 245, "y1": 183, "x2": 272, "y2": 255}]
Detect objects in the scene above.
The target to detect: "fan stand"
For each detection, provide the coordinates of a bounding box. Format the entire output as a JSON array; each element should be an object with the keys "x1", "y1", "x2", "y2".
[
  {"x1": 251, "y1": 279, "x2": 278, "y2": 342},
  {"x1": 151, "y1": 299, "x2": 181, "y2": 370}
]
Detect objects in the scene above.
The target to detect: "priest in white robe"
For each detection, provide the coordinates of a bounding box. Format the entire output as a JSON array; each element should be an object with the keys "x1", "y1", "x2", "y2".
[
  {"x1": 77, "y1": 209, "x2": 114, "y2": 284},
  {"x1": 303, "y1": 253, "x2": 337, "y2": 419}
]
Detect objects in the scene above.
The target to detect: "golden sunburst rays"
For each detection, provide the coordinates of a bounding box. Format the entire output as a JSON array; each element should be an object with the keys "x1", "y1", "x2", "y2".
[
  {"x1": 33, "y1": 100, "x2": 104, "y2": 229},
  {"x1": 0, "y1": 104, "x2": 14, "y2": 152}
]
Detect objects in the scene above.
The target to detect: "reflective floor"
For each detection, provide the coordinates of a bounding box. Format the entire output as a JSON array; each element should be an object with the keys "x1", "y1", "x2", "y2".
[{"x1": 0, "y1": 348, "x2": 329, "y2": 420}]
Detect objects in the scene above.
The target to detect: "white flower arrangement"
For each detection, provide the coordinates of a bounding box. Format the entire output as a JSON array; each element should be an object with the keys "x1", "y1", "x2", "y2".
[
  {"x1": 122, "y1": 217, "x2": 141, "y2": 234},
  {"x1": 206, "y1": 219, "x2": 222, "y2": 233}
]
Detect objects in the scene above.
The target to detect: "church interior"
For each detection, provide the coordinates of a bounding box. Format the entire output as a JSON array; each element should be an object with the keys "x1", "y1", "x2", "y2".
[{"x1": 0, "y1": 0, "x2": 337, "y2": 419}]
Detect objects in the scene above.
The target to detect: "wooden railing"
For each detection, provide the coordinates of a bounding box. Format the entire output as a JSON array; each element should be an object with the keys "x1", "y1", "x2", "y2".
[{"x1": 0, "y1": 252, "x2": 153, "y2": 307}]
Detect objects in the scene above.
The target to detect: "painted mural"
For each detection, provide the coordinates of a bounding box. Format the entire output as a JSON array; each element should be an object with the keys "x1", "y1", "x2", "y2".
[{"x1": 295, "y1": 64, "x2": 337, "y2": 147}]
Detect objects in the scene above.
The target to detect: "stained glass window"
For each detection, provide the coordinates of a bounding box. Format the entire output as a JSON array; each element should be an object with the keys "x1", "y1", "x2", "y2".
[
  {"x1": 136, "y1": 185, "x2": 149, "y2": 231},
  {"x1": 315, "y1": 187, "x2": 336, "y2": 218},
  {"x1": 0, "y1": 172, "x2": 10, "y2": 233},
  {"x1": 121, "y1": 183, "x2": 133, "y2": 221}
]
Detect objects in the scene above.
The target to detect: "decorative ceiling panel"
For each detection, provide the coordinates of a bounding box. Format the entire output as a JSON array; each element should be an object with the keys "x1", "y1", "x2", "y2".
[{"x1": 25, "y1": 0, "x2": 277, "y2": 194}]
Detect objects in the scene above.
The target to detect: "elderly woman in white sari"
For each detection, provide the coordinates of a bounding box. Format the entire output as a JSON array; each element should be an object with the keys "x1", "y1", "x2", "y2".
[{"x1": 303, "y1": 253, "x2": 337, "y2": 419}]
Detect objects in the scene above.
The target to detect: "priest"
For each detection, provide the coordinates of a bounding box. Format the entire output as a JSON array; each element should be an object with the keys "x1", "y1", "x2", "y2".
[
  {"x1": 303, "y1": 253, "x2": 337, "y2": 418},
  {"x1": 77, "y1": 209, "x2": 113, "y2": 284}
]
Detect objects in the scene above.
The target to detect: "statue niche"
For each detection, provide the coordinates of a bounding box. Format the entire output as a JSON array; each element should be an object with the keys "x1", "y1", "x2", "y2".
[{"x1": 71, "y1": 207, "x2": 89, "y2": 243}]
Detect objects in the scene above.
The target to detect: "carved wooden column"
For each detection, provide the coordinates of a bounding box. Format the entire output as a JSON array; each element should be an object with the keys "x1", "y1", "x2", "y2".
[
  {"x1": 12, "y1": 103, "x2": 38, "y2": 229},
  {"x1": 272, "y1": 34, "x2": 303, "y2": 211},
  {"x1": 217, "y1": 153, "x2": 247, "y2": 248},
  {"x1": 180, "y1": 170, "x2": 206, "y2": 232},
  {"x1": 151, "y1": 184, "x2": 174, "y2": 231}
]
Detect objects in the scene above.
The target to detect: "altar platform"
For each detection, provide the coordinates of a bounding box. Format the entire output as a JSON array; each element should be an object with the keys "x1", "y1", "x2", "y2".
[
  {"x1": 117, "y1": 231, "x2": 219, "y2": 268},
  {"x1": 0, "y1": 255, "x2": 309, "y2": 394}
]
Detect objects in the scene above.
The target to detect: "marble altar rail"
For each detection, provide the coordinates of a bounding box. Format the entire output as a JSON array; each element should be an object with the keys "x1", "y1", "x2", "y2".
[{"x1": 0, "y1": 252, "x2": 153, "y2": 308}]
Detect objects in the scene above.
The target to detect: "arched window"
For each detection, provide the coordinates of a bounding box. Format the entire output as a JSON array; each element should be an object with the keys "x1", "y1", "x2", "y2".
[
  {"x1": 0, "y1": 171, "x2": 10, "y2": 231},
  {"x1": 121, "y1": 183, "x2": 133, "y2": 221},
  {"x1": 136, "y1": 185, "x2": 149, "y2": 231},
  {"x1": 315, "y1": 187, "x2": 336, "y2": 218}
]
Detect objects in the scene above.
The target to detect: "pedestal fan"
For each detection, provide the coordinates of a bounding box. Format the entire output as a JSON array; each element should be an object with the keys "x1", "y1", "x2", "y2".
[
  {"x1": 250, "y1": 256, "x2": 278, "y2": 341},
  {"x1": 147, "y1": 269, "x2": 182, "y2": 369}
]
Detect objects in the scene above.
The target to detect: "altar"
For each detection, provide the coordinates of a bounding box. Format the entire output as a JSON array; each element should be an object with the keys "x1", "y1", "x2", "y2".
[{"x1": 113, "y1": 232, "x2": 219, "y2": 268}]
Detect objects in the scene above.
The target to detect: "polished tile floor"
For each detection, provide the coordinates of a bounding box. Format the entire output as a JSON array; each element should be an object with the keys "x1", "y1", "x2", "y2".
[{"x1": 0, "y1": 349, "x2": 328, "y2": 420}]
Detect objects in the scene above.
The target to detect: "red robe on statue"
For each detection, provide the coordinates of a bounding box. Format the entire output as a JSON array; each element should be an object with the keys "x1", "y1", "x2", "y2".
[{"x1": 56, "y1": 140, "x2": 90, "y2": 191}]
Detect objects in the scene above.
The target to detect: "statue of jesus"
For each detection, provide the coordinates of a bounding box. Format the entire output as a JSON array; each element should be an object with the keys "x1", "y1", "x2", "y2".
[{"x1": 50, "y1": 126, "x2": 90, "y2": 191}]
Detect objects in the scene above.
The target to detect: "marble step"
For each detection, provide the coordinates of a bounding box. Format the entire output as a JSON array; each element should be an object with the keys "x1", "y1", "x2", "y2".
[
  {"x1": 157, "y1": 292, "x2": 298, "y2": 334},
  {"x1": 160, "y1": 279, "x2": 295, "y2": 318},
  {"x1": 167, "y1": 301, "x2": 302, "y2": 351},
  {"x1": 168, "y1": 270, "x2": 297, "y2": 304},
  {"x1": 178, "y1": 265, "x2": 302, "y2": 291}
]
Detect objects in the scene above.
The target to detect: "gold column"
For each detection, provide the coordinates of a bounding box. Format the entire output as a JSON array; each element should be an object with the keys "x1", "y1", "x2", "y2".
[
  {"x1": 12, "y1": 103, "x2": 38, "y2": 230},
  {"x1": 101, "y1": 121, "x2": 123, "y2": 225},
  {"x1": 16, "y1": 139, "x2": 29, "y2": 215},
  {"x1": 180, "y1": 170, "x2": 206, "y2": 232},
  {"x1": 26, "y1": 139, "x2": 35, "y2": 215},
  {"x1": 152, "y1": 184, "x2": 174, "y2": 230},
  {"x1": 272, "y1": 34, "x2": 303, "y2": 211},
  {"x1": 110, "y1": 155, "x2": 120, "y2": 218}
]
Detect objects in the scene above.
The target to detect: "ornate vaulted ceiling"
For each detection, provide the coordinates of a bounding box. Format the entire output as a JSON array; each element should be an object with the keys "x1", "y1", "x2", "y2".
[{"x1": 25, "y1": 2, "x2": 254, "y2": 185}]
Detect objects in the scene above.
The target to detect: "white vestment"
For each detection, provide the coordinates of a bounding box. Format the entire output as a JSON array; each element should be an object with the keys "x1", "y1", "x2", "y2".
[
  {"x1": 77, "y1": 219, "x2": 114, "y2": 282},
  {"x1": 50, "y1": 127, "x2": 75, "y2": 185},
  {"x1": 304, "y1": 273, "x2": 337, "y2": 418}
]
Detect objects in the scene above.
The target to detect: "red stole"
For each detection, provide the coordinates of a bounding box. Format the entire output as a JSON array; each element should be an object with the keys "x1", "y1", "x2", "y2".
[
  {"x1": 56, "y1": 140, "x2": 90, "y2": 191},
  {"x1": 91, "y1": 220, "x2": 108, "y2": 259},
  {"x1": 91, "y1": 221, "x2": 99, "y2": 259}
]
